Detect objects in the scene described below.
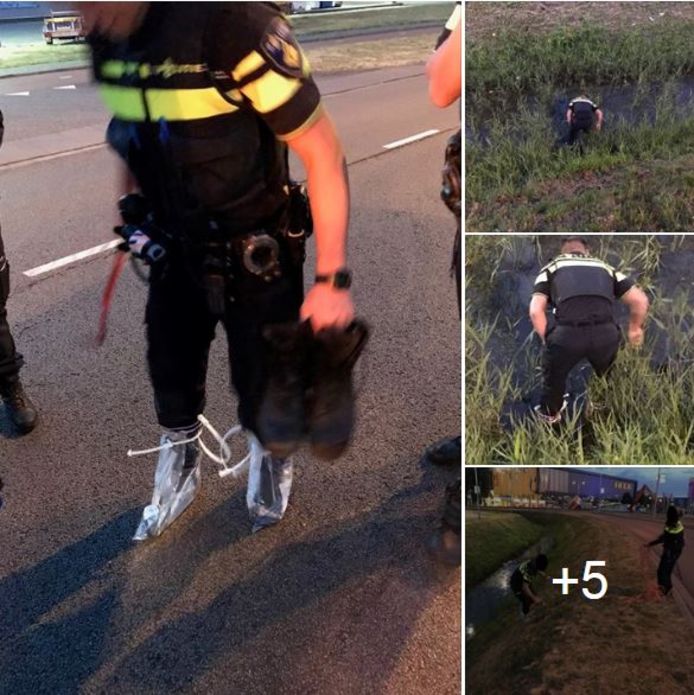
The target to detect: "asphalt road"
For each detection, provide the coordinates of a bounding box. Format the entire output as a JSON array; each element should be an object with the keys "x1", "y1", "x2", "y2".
[{"x1": 0, "y1": 62, "x2": 461, "y2": 694}]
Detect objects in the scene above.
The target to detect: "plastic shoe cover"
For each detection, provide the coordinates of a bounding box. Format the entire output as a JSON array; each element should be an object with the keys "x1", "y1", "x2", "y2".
[
  {"x1": 133, "y1": 432, "x2": 201, "y2": 541},
  {"x1": 247, "y1": 452, "x2": 294, "y2": 533}
]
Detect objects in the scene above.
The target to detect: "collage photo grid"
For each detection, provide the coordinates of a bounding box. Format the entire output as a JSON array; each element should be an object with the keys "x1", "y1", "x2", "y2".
[{"x1": 464, "y1": 2, "x2": 694, "y2": 694}]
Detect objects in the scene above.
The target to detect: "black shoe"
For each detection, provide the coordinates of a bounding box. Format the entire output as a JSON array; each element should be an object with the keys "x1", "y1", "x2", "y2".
[
  {"x1": 257, "y1": 322, "x2": 309, "y2": 458},
  {"x1": 1, "y1": 380, "x2": 38, "y2": 435},
  {"x1": 307, "y1": 320, "x2": 369, "y2": 460},
  {"x1": 423, "y1": 435, "x2": 461, "y2": 466}
]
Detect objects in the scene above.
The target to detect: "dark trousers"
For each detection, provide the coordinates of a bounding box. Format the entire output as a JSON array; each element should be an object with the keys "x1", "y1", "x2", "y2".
[
  {"x1": 568, "y1": 122, "x2": 591, "y2": 146},
  {"x1": 540, "y1": 322, "x2": 621, "y2": 415},
  {"x1": 0, "y1": 227, "x2": 24, "y2": 387},
  {"x1": 145, "y1": 245, "x2": 302, "y2": 436},
  {"x1": 657, "y1": 548, "x2": 681, "y2": 594},
  {"x1": 510, "y1": 570, "x2": 533, "y2": 614}
]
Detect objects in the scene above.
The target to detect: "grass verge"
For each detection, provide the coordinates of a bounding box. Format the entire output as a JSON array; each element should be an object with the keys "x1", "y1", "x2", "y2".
[
  {"x1": 467, "y1": 513, "x2": 694, "y2": 694},
  {"x1": 0, "y1": 4, "x2": 449, "y2": 71},
  {"x1": 466, "y1": 511, "x2": 546, "y2": 587},
  {"x1": 465, "y1": 235, "x2": 694, "y2": 464}
]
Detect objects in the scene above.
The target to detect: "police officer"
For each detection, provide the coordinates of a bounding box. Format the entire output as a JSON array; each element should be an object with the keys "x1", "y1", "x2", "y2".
[
  {"x1": 510, "y1": 553, "x2": 548, "y2": 616},
  {"x1": 0, "y1": 109, "x2": 38, "y2": 435},
  {"x1": 530, "y1": 236, "x2": 649, "y2": 424},
  {"x1": 645, "y1": 505, "x2": 685, "y2": 596},
  {"x1": 566, "y1": 94, "x2": 604, "y2": 146},
  {"x1": 423, "y1": 4, "x2": 461, "y2": 566},
  {"x1": 84, "y1": 2, "x2": 355, "y2": 537}
]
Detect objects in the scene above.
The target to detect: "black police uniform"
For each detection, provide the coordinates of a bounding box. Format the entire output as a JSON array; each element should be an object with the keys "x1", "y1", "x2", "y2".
[
  {"x1": 510, "y1": 559, "x2": 539, "y2": 615},
  {"x1": 0, "y1": 110, "x2": 25, "y2": 388},
  {"x1": 90, "y1": 2, "x2": 322, "y2": 435},
  {"x1": 648, "y1": 521, "x2": 685, "y2": 595},
  {"x1": 533, "y1": 252, "x2": 634, "y2": 415},
  {"x1": 567, "y1": 96, "x2": 599, "y2": 145}
]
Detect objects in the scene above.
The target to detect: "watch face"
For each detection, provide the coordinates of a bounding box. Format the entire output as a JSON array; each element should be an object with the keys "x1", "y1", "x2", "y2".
[{"x1": 334, "y1": 270, "x2": 352, "y2": 289}]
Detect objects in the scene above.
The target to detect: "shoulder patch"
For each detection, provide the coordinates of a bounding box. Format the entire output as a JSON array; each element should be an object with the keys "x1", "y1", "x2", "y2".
[{"x1": 260, "y1": 18, "x2": 304, "y2": 79}]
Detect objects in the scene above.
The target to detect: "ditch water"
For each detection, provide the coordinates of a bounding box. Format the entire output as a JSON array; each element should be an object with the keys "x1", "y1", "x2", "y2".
[
  {"x1": 466, "y1": 77, "x2": 694, "y2": 143},
  {"x1": 465, "y1": 534, "x2": 555, "y2": 641}
]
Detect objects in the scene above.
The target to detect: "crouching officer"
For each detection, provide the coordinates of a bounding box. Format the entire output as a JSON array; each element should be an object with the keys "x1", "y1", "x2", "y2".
[
  {"x1": 645, "y1": 505, "x2": 685, "y2": 596},
  {"x1": 566, "y1": 94, "x2": 604, "y2": 146},
  {"x1": 529, "y1": 236, "x2": 649, "y2": 424},
  {"x1": 84, "y1": 1, "x2": 355, "y2": 537},
  {"x1": 510, "y1": 553, "x2": 548, "y2": 616},
  {"x1": 0, "y1": 109, "x2": 38, "y2": 435}
]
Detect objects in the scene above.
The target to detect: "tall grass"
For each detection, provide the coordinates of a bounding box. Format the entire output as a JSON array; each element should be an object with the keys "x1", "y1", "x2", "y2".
[
  {"x1": 467, "y1": 23, "x2": 694, "y2": 105},
  {"x1": 465, "y1": 236, "x2": 694, "y2": 464}
]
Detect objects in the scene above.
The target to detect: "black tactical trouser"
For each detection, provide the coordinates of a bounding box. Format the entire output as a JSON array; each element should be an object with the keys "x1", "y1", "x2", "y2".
[
  {"x1": 657, "y1": 547, "x2": 682, "y2": 594},
  {"x1": 568, "y1": 122, "x2": 592, "y2": 146},
  {"x1": 510, "y1": 569, "x2": 533, "y2": 614},
  {"x1": 145, "y1": 240, "x2": 303, "y2": 436},
  {"x1": 540, "y1": 322, "x2": 621, "y2": 415},
  {"x1": 0, "y1": 227, "x2": 24, "y2": 387}
]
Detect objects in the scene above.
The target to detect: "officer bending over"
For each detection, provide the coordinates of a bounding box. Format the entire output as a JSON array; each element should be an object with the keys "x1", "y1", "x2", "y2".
[
  {"x1": 646, "y1": 505, "x2": 685, "y2": 596},
  {"x1": 84, "y1": 1, "x2": 355, "y2": 537},
  {"x1": 510, "y1": 553, "x2": 548, "y2": 616},
  {"x1": 566, "y1": 94, "x2": 603, "y2": 146},
  {"x1": 529, "y1": 236, "x2": 649, "y2": 424}
]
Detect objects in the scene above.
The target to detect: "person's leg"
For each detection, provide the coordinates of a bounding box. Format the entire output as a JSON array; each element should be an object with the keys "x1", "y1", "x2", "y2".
[
  {"x1": 0, "y1": 226, "x2": 37, "y2": 434},
  {"x1": 587, "y1": 323, "x2": 621, "y2": 378},
  {"x1": 225, "y1": 246, "x2": 303, "y2": 531},
  {"x1": 428, "y1": 478, "x2": 461, "y2": 566},
  {"x1": 146, "y1": 261, "x2": 217, "y2": 430},
  {"x1": 539, "y1": 326, "x2": 586, "y2": 416},
  {"x1": 134, "y1": 261, "x2": 217, "y2": 540}
]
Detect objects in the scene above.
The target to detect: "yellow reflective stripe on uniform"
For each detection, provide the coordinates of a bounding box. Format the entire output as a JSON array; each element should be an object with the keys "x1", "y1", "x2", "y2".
[
  {"x1": 240, "y1": 69, "x2": 301, "y2": 114},
  {"x1": 99, "y1": 84, "x2": 239, "y2": 121},
  {"x1": 232, "y1": 50, "x2": 266, "y2": 82},
  {"x1": 545, "y1": 258, "x2": 615, "y2": 274},
  {"x1": 666, "y1": 522, "x2": 684, "y2": 534}
]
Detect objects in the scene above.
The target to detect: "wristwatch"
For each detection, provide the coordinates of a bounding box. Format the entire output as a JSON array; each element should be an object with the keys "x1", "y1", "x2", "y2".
[{"x1": 315, "y1": 268, "x2": 352, "y2": 289}]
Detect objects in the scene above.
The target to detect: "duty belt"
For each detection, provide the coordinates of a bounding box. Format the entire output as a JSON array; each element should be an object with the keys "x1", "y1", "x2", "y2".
[{"x1": 556, "y1": 317, "x2": 613, "y2": 327}]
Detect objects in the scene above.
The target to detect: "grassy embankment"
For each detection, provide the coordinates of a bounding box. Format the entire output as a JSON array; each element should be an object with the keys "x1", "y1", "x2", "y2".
[
  {"x1": 467, "y1": 512, "x2": 694, "y2": 694},
  {"x1": 466, "y1": 511, "x2": 547, "y2": 587},
  {"x1": 466, "y1": 21, "x2": 694, "y2": 231},
  {"x1": 465, "y1": 235, "x2": 694, "y2": 464},
  {"x1": 0, "y1": 3, "x2": 450, "y2": 72}
]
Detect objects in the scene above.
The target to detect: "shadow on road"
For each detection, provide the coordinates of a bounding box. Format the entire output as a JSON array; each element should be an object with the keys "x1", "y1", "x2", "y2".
[{"x1": 0, "y1": 463, "x2": 459, "y2": 693}]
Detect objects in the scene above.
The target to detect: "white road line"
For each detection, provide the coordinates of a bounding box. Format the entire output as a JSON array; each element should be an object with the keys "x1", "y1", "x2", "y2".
[
  {"x1": 0, "y1": 143, "x2": 107, "y2": 171},
  {"x1": 382, "y1": 129, "x2": 440, "y2": 150},
  {"x1": 59, "y1": 74, "x2": 73, "y2": 79},
  {"x1": 54, "y1": 85, "x2": 77, "y2": 90},
  {"x1": 24, "y1": 240, "x2": 120, "y2": 278},
  {"x1": 5, "y1": 91, "x2": 30, "y2": 96}
]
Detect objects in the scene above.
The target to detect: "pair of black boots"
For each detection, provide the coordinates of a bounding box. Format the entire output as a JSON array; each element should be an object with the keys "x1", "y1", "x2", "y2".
[{"x1": 258, "y1": 319, "x2": 369, "y2": 460}]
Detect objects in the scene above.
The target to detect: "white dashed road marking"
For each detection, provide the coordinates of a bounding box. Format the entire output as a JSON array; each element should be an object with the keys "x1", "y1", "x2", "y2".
[
  {"x1": 24, "y1": 240, "x2": 121, "y2": 278},
  {"x1": 5, "y1": 91, "x2": 30, "y2": 96},
  {"x1": 382, "y1": 129, "x2": 440, "y2": 150},
  {"x1": 54, "y1": 85, "x2": 77, "y2": 90}
]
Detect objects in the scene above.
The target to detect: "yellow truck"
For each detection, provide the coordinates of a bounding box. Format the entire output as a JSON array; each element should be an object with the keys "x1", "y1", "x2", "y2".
[{"x1": 42, "y1": 11, "x2": 85, "y2": 45}]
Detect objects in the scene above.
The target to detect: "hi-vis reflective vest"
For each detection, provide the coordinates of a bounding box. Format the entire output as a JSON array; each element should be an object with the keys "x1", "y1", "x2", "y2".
[
  {"x1": 535, "y1": 254, "x2": 626, "y2": 306},
  {"x1": 91, "y1": 2, "x2": 320, "y2": 232}
]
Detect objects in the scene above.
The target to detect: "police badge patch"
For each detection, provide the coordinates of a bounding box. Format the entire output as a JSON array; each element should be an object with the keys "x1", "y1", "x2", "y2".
[{"x1": 260, "y1": 18, "x2": 304, "y2": 78}]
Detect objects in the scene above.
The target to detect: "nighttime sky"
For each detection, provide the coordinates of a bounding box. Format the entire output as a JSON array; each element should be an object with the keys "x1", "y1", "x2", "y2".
[{"x1": 582, "y1": 468, "x2": 694, "y2": 496}]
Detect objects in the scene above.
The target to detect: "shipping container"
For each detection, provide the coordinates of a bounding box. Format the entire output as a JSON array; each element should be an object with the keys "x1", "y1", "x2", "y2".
[
  {"x1": 489, "y1": 468, "x2": 539, "y2": 499},
  {"x1": 538, "y1": 468, "x2": 570, "y2": 495}
]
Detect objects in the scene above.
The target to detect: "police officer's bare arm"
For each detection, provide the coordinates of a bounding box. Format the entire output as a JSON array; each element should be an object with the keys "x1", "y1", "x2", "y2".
[
  {"x1": 529, "y1": 293, "x2": 549, "y2": 343},
  {"x1": 620, "y1": 286, "x2": 649, "y2": 347},
  {"x1": 287, "y1": 114, "x2": 355, "y2": 331},
  {"x1": 426, "y1": 21, "x2": 461, "y2": 108},
  {"x1": 595, "y1": 108, "x2": 604, "y2": 131}
]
